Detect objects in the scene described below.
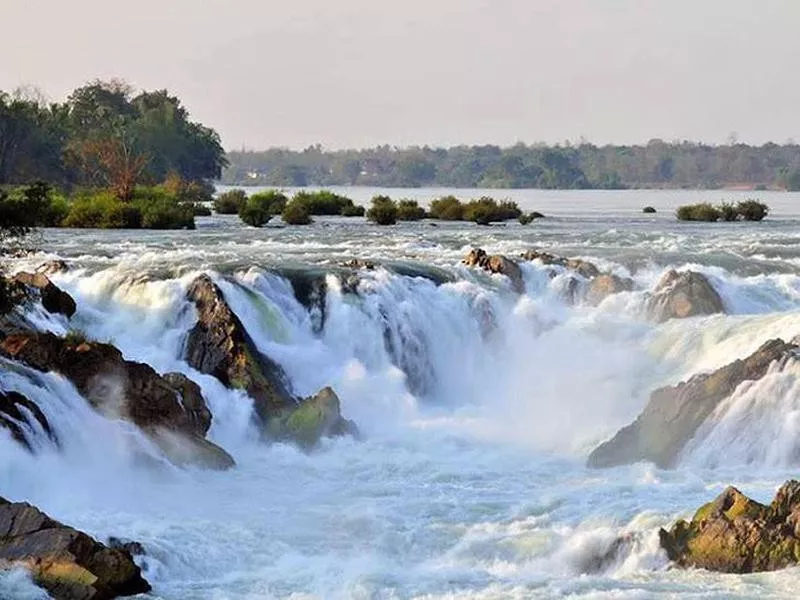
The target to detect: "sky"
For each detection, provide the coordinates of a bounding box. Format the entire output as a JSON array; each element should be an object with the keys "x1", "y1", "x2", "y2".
[{"x1": 2, "y1": 0, "x2": 799, "y2": 150}]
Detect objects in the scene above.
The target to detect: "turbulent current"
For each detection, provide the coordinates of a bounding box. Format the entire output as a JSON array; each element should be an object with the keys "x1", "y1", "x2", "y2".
[{"x1": 4, "y1": 188, "x2": 800, "y2": 599}]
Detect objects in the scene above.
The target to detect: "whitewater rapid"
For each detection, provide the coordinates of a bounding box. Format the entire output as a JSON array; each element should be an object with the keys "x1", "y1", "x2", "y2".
[{"x1": 4, "y1": 189, "x2": 800, "y2": 598}]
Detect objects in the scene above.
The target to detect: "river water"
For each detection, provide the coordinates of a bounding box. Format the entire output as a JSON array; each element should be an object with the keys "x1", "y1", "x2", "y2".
[{"x1": 3, "y1": 189, "x2": 800, "y2": 599}]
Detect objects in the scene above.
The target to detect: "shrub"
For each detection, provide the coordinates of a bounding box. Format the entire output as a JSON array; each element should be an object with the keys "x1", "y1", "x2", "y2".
[
  {"x1": 396, "y1": 199, "x2": 426, "y2": 221},
  {"x1": 736, "y1": 199, "x2": 769, "y2": 221},
  {"x1": 718, "y1": 202, "x2": 738, "y2": 222},
  {"x1": 133, "y1": 188, "x2": 195, "y2": 229},
  {"x1": 214, "y1": 189, "x2": 247, "y2": 214},
  {"x1": 282, "y1": 200, "x2": 312, "y2": 225},
  {"x1": 676, "y1": 203, "x2": 720, "y2": 222},
  {"x1": 162, "y1": 172, "x2": 215, "y2": 204},
  {"x1": 292, "y1": 190, "x2": 356, "y2": 215},
  {"x1": 366, "y1": 195, "x2": 397, "y2": 225},
  {"x1": 63, "y1": 191, "x2": 142, "y2": 228},
  {"x1": 1, "y1": 182, "x2": 68, "y2": 228},
  {"x1": 340, "y1": 204, "x2": 365, "y2": 217},
  {"x1": 429, "y1": 195, "x2": 464, "y2": 220},
  {"x1": 248, "y1": 190, "x2": 288, "y2": 215},
  {"x1": 642, "y1": 206, "x2": 657, "y2": 214},
  {"x1": 463, "y1": 197, "x2": 522, "y2": 224}
]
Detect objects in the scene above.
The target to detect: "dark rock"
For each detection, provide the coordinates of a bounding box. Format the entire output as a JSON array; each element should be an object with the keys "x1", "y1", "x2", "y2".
[
  {"x1": 11, "y1": 272, "x2": 76, "y2": 318},
  {"x1": 0, "y1": 497, "x2": 150, "y2": 599},
  {"x1": 643, "y1": 206, "x2": 657, "y2": 214},
  {"x1": 35, "y1": 260, "x2": 69, "y2": 276},
  {"x1": 341, "y1": 258, "x2": 376, "y2": 270},
  {"x1": 520, "y1": 249, "x2": 600, "y2": 280},
  {"x1": 586, "y1": 274, "x2": 634, "y2": 305},
  {"x1": 463, "y1": 249, "x2": 524, "y2": 293},
  {"x1": 659, "y1": 481, "x2": 800, "y2": 573},
  {"x1": 0, "y1": 390, "x2": 55, "y2": 452},
  {"x1": 646, "y1": 270, "x2": 724, "y2": 322},
  {"x1": 0, "y1": 332, "x2": 233, "y2": 470},
  {"x1": 277, "y1": 268, "x2": 328, "y2": 333},
  {"x1": 106, "y1": 537, "x2": 145, "y2": 557},
  {"x1": 184, "y1": 275, "x2": 294, "y2": 420},
  {"x1": 588, "y1": 338, "x2": 798, "y2": 468}
]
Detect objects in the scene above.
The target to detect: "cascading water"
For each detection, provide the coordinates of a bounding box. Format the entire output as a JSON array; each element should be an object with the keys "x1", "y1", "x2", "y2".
[{"x1": 5, "y1": 191, "x2": 800, "y2": 598}]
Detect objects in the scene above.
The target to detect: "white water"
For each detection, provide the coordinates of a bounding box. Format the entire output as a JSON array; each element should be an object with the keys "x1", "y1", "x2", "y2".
[{"x1": 3, "y1": 189, "x2": 800, "y2": 598}]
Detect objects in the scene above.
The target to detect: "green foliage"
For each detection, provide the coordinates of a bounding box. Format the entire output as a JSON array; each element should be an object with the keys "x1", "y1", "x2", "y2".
[
  {"x1": 366, "y1": 195, "x2": 397, "y2": 225},
  {"x1": 64, "y1": 328, "x2": 89, "y2": 345},
  {"x1": 395, "y1": 199, "x2": 426, "y2": 221},
  {"x1": 340, "y1": 204, "x2": 365, "y2": 217},
  {"x1": 281, "y1": 200, "x2": 312, "y2": 225},
  {"x1": 132, "y1": 188, "x2": 195, "y2": 229},
  {"x1": 462, "y1": 197, "x2": 522, "y2": 224},
  {"x1": 63, "y1": 186, "x2": 194, "y2": 229},
  {"x1": 428, "y1": 195, "x2": 464, "y2": 220},
  {"x1": 718, "y1": 202, "x2": 738, "y2": 222},
  {"x1": 676, "y1": 203, "x2": 721, "y2": 222},
  {"x1": 238, "y1": 191, "x2": 286, "y2": 227},
  {"x1": 736, "y1": 199, "x2": 769, "y2": 221},
  {"x1": 214, "y1": 189, "x2": 247, "y2": 214},
  {"x1": 292, "y1": 190, "x2": 357, "y2": 215}
]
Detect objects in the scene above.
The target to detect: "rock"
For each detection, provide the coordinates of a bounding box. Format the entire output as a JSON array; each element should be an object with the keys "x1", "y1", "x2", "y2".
[
  {"x1": 462, "y1": 249, "x2": 524, "y2": 293},
  {"x1": 520, "y1": 249, "x2": 566, "y2": 267},
  {"x1": 520, "y1": 250, "x2": 600, "y2": 280},
  {"x1": 35, "y1": 260, "x2": 69, "y2": 276},
  {"x1": 184, "y1": 275, "x2": 294, "y2": 420},
  {"x1": 0, "y1": 497, "x2": 150, "y2": 599},
  {"x1": 106, "y1": 538, "x2": 145, "y2": 557},
  {"x1": 646, "y1": 270, "x2": 724, "y2": 322},
  {"x1": 659, "y1": 481, "x2": 800, "y2": 573},
  {"x1": 268, "y1": 387, "x2": 358, "y2": 450},
  {"x1": 341, "y1": 258, "x2": 376, "y2": 270},
  {"x1": 588, "y1": 338, "x2": 798, "y2": 468},
  {"x1": 0, "y1": 332, "x2": 233, "y2": 470},
  {"x1": 11, "y1": 272, "x2": 76, "y2": 318},
  {"x1": 0, "y1": 390, "x2": 56, "y2": 452},
  {"x1": 643, "y1": 206, "x2": 657, "y2": 214},
  {"x1": 586, "y1": 274, "x2": 634, "y2": 305}
]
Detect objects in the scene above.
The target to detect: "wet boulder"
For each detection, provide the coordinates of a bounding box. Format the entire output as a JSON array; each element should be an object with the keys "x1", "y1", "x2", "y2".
[
  {"x1": 520, "y1": 249, "x2": 601, "y2": 281},
  {"x1": 463, "y1": 249, "x2": 524, "y2": 293},
  {"x1": 268, "y1": 387, "x2": 358, "y2": 450},
  {"x1": 585, "y1": 273, "x2": 634, "y2": 305},
  {"x1": 35, "y1": 260, "x2": 69, "y2": 276},
  {"x1": 184, "y1": 275, "x2": 294, "y2": 419},
  {"x1": 0, "y1": 390, "x2": 55, "y2": 452},
  {"x1": 659, "y1": 481, "x2": 800, "y2": 573},
  {"x1": 0, "y1": 497, "x2": 150, "y2": 599},
  {"x1": 646, "y1": 270, "x2": 724, "y2": 322},
  {"x1": 11, "y1": 272, "x2": 76, "y2": 318},
  {"x1": 588, "y1": 338, "x2": 798, "y2": 468},
  {"x1": 0, "y1": 332, "x2": 234, "y2": 470}
]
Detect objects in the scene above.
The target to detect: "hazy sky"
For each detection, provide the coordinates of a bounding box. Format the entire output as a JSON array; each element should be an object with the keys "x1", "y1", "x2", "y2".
[{"x1": 2, "y1": 0, "x2": 799, "y2": 150}]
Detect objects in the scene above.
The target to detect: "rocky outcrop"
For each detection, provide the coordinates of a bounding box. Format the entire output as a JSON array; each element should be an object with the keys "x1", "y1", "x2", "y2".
[
  {"x1": 0, "y1": 332, "x2": 233, "y2": 470},
  {"x1": 588, "y1": 338, "x2": 798, "y2": 468},
  {"x1": 646, "y1": 270, "x2": 724, "y2": 322},
  {"x1": 267, "y1": 387, "x2": 358, "y2": 450},
  {"x1": 520, "y1": 249, "x2": 600, "y2": 279},
  {"x1": 185, "y1": 275, "x2": 294, "y2": 420},
  {"x1": 0, "y1": 497, "x2": 150, "y2": 599},
  {"x1": 586, "y1": 273, "x2": 634, "y2": 305},
  {"x1": 184, "y1": 275, "x2": 356, "y2": 448},
  {"x1": 463, "y1": 249, "x2": 524, "y2": 293},
  {"x1": 660, "y1": 481, "x2": 800, "y2": 573},
  {"x1": 11, "y1": 272, "x2": 76, "y2": 318},
  {"x1": 35, "y1": 260, "x2": 69, "y2": 276},
  {"x1": 0, "y1": 390, "x2": 55, "y2": 452}
]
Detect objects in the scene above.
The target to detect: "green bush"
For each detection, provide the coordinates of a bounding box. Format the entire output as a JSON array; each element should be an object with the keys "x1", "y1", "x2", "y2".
[
  {"x1": 340, "y1": 204, "x2": 365, "y2": 217},
  {"x1": 718, "y1": 202, "x2": 738, "y2": 222},
  {"x1": 292, "y1": 190, "x2": 356, "y2": 215},
  {"x1": 366, "y1": 195, "x2": 397, "y2": 225},
  {"x1": 132, "y1": 188, "x2": 195, "y2": 229},
  {"x1": 282, "y1": 199, "x2": 312, "y2": 225},
  {"x1": 63, "y1": 191, "x2": 142, "y2": 228},
  {"x1": 396, "y1": 199, "x2": 426, "y2": 221},
  {"x1": 214, "y1": 189, "x2": 247, "y2": 214},
  {"x1": 736, "y1": 199, "x2": 769, "y2": 221},
  {"x1": 676, "y1": 203, "x2": 721, "y2": 222},
  {"x1": 463, "y1": 197, "x2": 522, "y2": 224},
  {"x1": 1, "y1": 182, "x2": 68, "y2": 228},
  {"x1": 248, "y1": 190, "x2": 288, "y2": 215},
  {"x1": 429, "y1": 195, "x2": 464, "y2": 220}
]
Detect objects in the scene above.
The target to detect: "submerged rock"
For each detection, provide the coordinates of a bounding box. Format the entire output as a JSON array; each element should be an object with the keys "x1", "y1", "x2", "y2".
[
  {"x1": 0, "y1": 331, "x2": 234, "y2": 470},
  {"x1": 10, "y1": 272, "x2": 76, "y2": 318},
  {"x1": 660, "y1": 481, "x2": 800, "y2": 573},
  {"x1": 0, "y1": 390, "x2": 55, "y2": 451},
  {"x1": 586, "y1": 273, "x2": 634, "y2": 305},
  {"x1": 463, "y1": 248, "x2": 524, "y2": 293},
  {"x1": 588, "y1": 338, "x2": 798, "y2": 468},
  {"x1": 0, "y1": 497, "x2": 150, "y2": 599},
  {"x1": 646, "y1": 270, "x2": 724, "y2": 322}
]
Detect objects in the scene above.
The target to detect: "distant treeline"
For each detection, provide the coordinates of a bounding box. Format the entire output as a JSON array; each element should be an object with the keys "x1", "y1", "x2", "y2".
[{"x1": 224, "y1": 142, "x2": 800, "y2": 190}]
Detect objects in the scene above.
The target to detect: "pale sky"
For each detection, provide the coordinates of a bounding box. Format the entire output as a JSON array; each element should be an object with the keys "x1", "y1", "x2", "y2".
[{"x1": 2, "y1": 0, "x2": 799, "y2": 150}]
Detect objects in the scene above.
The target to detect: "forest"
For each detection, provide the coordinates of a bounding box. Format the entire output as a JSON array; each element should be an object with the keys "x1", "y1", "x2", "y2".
[{"x1": 224, "y1": 142, "x2": 800, "y2": 190}]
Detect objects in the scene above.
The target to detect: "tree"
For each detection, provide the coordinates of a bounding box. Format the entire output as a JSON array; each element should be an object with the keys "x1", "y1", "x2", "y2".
[{"x1": 68, "y1": 134, "x2": 149, "y2": 202}]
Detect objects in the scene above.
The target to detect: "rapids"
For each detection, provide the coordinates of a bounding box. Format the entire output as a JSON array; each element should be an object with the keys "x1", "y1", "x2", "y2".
[{"x1": 3, "y1": 189, "x2": 800, "y2": 599}]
